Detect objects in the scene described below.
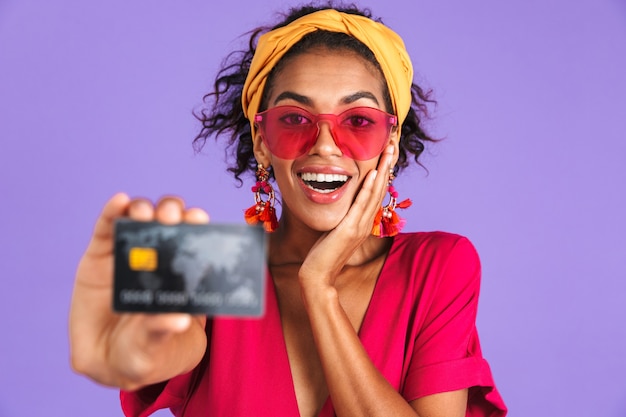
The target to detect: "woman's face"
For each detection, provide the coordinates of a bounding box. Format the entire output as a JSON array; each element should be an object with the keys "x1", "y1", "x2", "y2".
[{"x1": 253, "y1": 47, "x2": 399, "y2": 232}]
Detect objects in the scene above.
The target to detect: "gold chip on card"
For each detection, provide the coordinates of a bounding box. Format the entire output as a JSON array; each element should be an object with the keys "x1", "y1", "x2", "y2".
[{"x1": 128, "y1": 247, "x2": 158, "y2": 271}]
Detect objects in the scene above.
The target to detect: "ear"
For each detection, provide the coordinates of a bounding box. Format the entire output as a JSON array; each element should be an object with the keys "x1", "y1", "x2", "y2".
[
  {"x1": 387, "y1": 125, "x2": 401, "y2": 167},
  {"x1": 252, "y1": 128, "x2": 272, "y2": 168}
]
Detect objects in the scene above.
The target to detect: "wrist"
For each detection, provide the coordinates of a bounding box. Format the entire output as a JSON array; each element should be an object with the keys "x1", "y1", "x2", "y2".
[{"x1": 300, "y1": 281, "x2": 339, "y2": 313}]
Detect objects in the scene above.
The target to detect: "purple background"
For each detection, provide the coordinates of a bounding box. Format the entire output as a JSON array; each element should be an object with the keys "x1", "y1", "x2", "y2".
[{"x1": 1, "y1": 0, "x2": 625, "y2": 416}]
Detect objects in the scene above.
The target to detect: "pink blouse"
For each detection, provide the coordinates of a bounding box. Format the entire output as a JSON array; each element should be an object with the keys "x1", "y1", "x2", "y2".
[{"x1": 121, "y1": 232, "x2": 507, "y2": 416}]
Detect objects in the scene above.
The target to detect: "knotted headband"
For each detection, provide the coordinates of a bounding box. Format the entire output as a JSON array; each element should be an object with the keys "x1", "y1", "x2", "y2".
[{"x1": 242, "y1": 9, "x2": 414, "y2": 137}]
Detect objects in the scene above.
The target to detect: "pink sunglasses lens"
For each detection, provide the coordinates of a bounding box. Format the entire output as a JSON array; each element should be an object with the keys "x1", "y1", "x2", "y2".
[{"x1": 255, "y1": 106, "x2": 396, "y2": 160}]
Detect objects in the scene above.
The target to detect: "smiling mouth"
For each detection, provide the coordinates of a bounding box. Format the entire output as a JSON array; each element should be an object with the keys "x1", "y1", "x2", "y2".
[{"x1": 299, "y1": 172, "x2": 350, "y2": 194}]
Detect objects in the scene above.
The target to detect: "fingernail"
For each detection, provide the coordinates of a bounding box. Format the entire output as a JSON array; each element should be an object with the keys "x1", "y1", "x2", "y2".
[{"x1": 162, "y1": 199, "x2": 180, "y2": 210}]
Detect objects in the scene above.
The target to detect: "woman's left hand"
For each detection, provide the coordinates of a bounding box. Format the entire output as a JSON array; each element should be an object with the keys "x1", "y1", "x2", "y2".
[
  {"x1": 298, "y1": 145, "x2": 395, "y2": 292},
  {"x1": 294, "y1": 145, "x2": 440, "y2": 417}
]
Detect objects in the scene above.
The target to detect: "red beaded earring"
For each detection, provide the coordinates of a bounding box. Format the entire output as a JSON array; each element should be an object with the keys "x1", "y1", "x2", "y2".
[
  {"x1": 372, "y1": 169, "x2": 411, "y2": 237},
  {"x1": 244, "y1": 164, "x2": 279, "y2": 232}
]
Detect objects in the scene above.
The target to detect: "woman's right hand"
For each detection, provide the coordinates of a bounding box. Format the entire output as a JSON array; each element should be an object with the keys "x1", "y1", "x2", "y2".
[{"x1": 69, "y1": 193, "x2": 208, "y2": 391}]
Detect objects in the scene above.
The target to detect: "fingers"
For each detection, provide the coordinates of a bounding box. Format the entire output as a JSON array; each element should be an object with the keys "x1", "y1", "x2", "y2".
[
  {"x1": 128, "y1": 313, "x2": 206, "y2": 345},
  {"x1": 148, "y1": 196, "x2": 209, "y2": 225},
  {"x1": 355, "y1": 145, "x2": 395, "y2": 217},
  {"x1": 184, "y1": 207, "x2": 210, "y2": 224},
  {"x1": 126, "y1": 195, "x2": 209, "y2": 225},
  {"x1": 127, "y1": 195, "x2": 185, "y2": 224},
  {"x1": 86, "y1": 194, "x2": 209, "y2": 259},
  {"x1": 358, "y1": 144, "x2": 394, "y2": 202},
  {"x1": 127, "y1": 198, "x2": 154, "y2": 221},
  {"x1": 140, "y1": 313, "x2": 193, "y2": 335},
  {"x1": 333, "y1": 145, "x2": 394, "y2": 240},
  {"x1": 374, "y1": 144, "x2": 395, "y2": 202},
  {"x1": 154, "y1": 196, "x2": 185, "y2": 224},
  {"x1": 86, "y1": 192, "x2": 131, "y2": 258},
  {"x1": 128, "y1": 314, "x2": 206, "y2": 341}
]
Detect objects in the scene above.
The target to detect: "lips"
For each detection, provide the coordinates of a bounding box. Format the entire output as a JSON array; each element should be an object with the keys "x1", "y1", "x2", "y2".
[{"x1": 299, "y1": 172, "x2": 350, "y2": 194}]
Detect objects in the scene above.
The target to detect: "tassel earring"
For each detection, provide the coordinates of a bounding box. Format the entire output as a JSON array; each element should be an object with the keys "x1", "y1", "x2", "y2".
[
  {"x1": 244, "y1": 164, "x2": 279, "y2": 232},
  {"x1": 372, "y1": 169, "x2": 412, "y2": 237}
]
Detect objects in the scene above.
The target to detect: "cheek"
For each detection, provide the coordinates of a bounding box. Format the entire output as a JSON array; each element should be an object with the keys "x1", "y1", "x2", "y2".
[
  {"x1": 358, "y1": 157, "x2": 382, "y2": 177},
  {"x1": 267, "y1": 159, "x2": 293, "y2": 188}
]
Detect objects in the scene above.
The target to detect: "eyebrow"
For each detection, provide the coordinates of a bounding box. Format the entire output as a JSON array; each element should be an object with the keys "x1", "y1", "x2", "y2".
[
  {"x1": 272, "y1": 90, "x2": 380, "y2": 107},
  {"x1": 341, "y1": 91, "x2": 380, "y2": 106},
  {"x1": 273, "y1": 92, "x2": 312, "y2": 106}
]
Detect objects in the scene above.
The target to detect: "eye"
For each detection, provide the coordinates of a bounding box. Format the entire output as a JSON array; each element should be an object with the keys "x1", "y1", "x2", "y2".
[
  {"x1": 279, "y1": 111, "x2": 312, "y2": 126},
  {"x1": 345, "y1": 115, "x2": 373, "y2": 128},
  {"x1": 342, "y1": 112, "x2": 376, "y2": 129}
]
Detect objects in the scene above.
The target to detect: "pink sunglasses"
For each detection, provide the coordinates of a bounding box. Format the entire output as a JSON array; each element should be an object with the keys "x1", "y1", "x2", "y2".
[{"x1": 254, "y1": 106, "x2": 397, "y2": 160}]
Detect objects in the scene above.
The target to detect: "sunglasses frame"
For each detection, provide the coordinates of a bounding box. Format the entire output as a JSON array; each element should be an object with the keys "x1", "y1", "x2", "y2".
[{"x1": 254, "y1": 105, "x2": 398, "y2": 160}]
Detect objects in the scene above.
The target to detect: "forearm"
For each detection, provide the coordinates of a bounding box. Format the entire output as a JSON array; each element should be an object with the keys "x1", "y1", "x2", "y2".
[{"x1": 302, "y1": 285, "x2": 419, "y2": 417}]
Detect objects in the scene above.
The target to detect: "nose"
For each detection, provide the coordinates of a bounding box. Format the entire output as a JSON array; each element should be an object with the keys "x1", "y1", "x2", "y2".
[{"x1": 309, "y1": 118, "x2": 342, "y2": 157}]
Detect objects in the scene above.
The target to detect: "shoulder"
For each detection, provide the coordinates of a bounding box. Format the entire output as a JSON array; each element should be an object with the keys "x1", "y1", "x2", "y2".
[
  {"x1": 391, "y1": 231, "x2": 480, "y2": 267},
  {"x1": 384, "y1": 231, "x2": 482, "y2": 297}
]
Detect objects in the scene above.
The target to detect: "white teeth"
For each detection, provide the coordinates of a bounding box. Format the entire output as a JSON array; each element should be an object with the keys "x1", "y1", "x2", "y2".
[
  {"x1": 300, "y1": 172, "x2": 350, "y2": 193},
  {"x1": 300, "y1": 172, "x2": 348, "y2": 182},
  {"x1": 306, "y1": 186, "x2": 335, "y2": 194}
]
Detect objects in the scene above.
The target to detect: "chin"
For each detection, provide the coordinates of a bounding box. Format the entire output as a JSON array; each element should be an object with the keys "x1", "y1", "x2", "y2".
[{"x1": 303, "y1": 214, "x2": 345, "y2": 232}]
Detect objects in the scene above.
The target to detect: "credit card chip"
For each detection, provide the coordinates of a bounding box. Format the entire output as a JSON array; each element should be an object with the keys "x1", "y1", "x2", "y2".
[{"x1": 128, "y1": 247, "x2": 158, "y2": 271}]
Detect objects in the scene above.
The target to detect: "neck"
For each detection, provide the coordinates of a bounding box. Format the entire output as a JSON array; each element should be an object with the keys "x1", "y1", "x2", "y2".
[
  {"x1": 268, "y1": 210, "x2": 324, "y2": 267},
  {"x1": 267, "y1": 204, "x2": 393, "y2": 269}
]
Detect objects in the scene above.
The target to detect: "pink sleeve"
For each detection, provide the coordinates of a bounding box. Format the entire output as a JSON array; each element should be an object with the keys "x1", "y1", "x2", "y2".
[
  {"x1": 402, "y1": 237, "x2": 507, "y2": 416},
  {"x1": 120, "y1": 321, "x2": 213, "y2": 417},
  {"x1": 120, "y1": 370, "x2": 195, "y2": 417}
]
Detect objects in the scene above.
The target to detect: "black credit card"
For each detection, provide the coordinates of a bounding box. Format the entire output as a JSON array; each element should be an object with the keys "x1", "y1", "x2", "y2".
[{"x1": 113, "y1": 220, "x2": 266, "y2": 317}]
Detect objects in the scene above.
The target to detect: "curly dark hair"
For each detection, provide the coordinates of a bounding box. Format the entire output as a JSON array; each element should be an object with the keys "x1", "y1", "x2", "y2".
[{"x1": 193, "y1": 1, "x2": 437, "y2": 184}]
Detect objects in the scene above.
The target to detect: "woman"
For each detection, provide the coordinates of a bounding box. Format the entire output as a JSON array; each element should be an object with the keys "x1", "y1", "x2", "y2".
[{"x1": 69, "y1": 3, "x2": 507, "y2": 416}]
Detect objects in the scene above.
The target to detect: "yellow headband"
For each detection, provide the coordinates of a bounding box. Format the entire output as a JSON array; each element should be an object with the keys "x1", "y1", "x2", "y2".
[{"x1": 242, "y1": 9, "x2": 414, "y2": 137}]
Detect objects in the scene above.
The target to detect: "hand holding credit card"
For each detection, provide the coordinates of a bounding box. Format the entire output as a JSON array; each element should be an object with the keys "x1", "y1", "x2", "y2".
[{"x1": 113, "y1": 220, "x2": 267, "y2": 317}]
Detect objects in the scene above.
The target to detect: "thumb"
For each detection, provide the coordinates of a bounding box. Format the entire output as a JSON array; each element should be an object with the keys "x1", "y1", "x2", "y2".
[
  {"x1": 141, "y1": 313, "x2": 194, "y2": 336},
  {"x1": 85, "y1": 193, "x2": 131, "y2": 258}
]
